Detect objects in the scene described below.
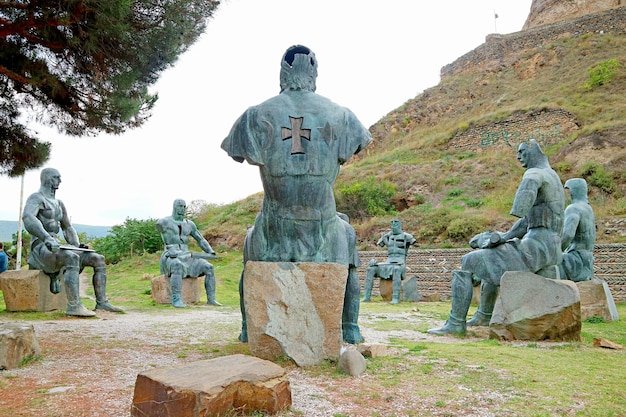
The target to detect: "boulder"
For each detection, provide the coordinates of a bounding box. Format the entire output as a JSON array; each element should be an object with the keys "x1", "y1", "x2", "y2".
[
  {"x1": 490, "y1": 271, "x2": 581, "y2": 342},
  {"x1": 150, "y1": 275, "x2": 204, "y2": 304},
  {"x1": 357, "y1": 343, "x2": 388, "y2": 358},
  {"x1": 131, "y1": 354, "x2": 291, "y2": 417},
  {"x1": 576, "y1": 278, "x2": 619, "y2": 322},
  {"x1": 0, "y1": 270, "x2": 67, "y2": 312},
  {"x1": 378, "y1": 276, "x2": 421, "y2": 302},
  {"x1": 243, "y1": 261, "x2": 347, "y2": 367},
  {"x1": 0, "y1": 322, "x2": 41, "y2": 370},
  {"x1": 338, "y1": 347, "x2": 366, "y2": 376}
]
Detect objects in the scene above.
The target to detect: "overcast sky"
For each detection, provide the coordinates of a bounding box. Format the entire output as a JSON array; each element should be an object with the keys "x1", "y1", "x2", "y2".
[{"x1": 1, "y1": 0, "x2": 532, "y2": 227}]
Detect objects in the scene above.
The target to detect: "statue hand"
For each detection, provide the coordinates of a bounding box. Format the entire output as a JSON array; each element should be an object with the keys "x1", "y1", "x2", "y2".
[
  {"x1": 481, "y1": 232, "x2": 504, "y2": 249},
  {"x1": 45, "y1": 237, "x2": 60, "y2": 252}
]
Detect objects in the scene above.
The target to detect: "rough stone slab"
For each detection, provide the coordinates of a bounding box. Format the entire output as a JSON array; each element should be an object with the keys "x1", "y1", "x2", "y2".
[
  {"x1": 490, "y1": 271, "x2": 581, "y2": 342},
  {"x1": 338, "y1": 348, "x2": 366, "y2": 376},
  {"x1": 0, "y1": 270, "x2": 67, "y2": 312},
  {"x1": 244, "y1": 261, "x2": 347, "y2": 367},
  {"x1": 0, "y1": 322, "x2": 41, "y2": 370},
  {"x1": 593, "y1": 337, "x2": 623, "y2": 350},
  {"x1": 150, "y1": 275, "x2": 203, "y2": 304},
  {"x1": 357, "y1": 344, "x2": 388, "y2": 358},
  {"x1": 576, "y1": 278, "x2": 619, "y2": 322},
  {"x1": 130, "y1": 354, "x2": 291, "y2": 417}
]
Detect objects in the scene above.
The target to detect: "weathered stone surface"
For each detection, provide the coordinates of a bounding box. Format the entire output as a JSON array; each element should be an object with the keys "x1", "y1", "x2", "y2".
[
  {"x1": 243, "y1": 261, "x2": 347, "y2": 367},
  {"x1": 0, "y1": 270, "x2": 67, "y2": 312},
  {"x1": 0, "y1": 322, "x2": 41, "y2": 370},
  {"x1": 401, "y1": 276, "x2": 420, "y2": 302},
  {"x1": 338, "y1": 348, "x2": 366, "y2": 376},
  {"x1": 490, "y1": 272, "x2": 581, "y2": 342},
  {"x1": 577, "y1": 278, "x2": 619, "y2": 322},
  {"x1": 131, "y1": 354, "x2": 291, "y2": 417},
  {"x1": 379, "y1": 276, "x2": 421, "y2": 302},
  {"x1": 150, "y1": 275, "x2": 203, "y2": 304},
  {"x1": 357, "y1": 343, "x2": 388, "y2": 358},
  {"x1": 593, "y1": 337, "x2": 623, "y2": 350}
]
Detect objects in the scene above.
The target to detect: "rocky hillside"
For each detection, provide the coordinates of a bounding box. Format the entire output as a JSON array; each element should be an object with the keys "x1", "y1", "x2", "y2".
[{"x1": 197, "y1": 4, "x2": 626, "y2": 251}]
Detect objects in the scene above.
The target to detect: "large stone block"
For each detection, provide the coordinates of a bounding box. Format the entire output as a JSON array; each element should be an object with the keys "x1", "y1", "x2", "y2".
[
  {"x1": 0, "y1": 270, "x2": 67, "y2": 312},
  {"x1": 131, "y1": 354, "x2": 291, "y2": 417},
  {"x1": 378, "y1": 276, "x2": 421, "y2": 302},
  {"x1": 490, "y1": 271, "x2": 581, "y2": 342},
  {"x1": 243, "y1": 261, "x2": 347, "y2": 367},
  {"x1": 0, "y1": 322, "x2": 41, "y2": 370},
  {"x1": 150, "y1": 275, "x2": 204, "y2": 304},
  {"x1": 576, "y1": 278, "x2": 619, "y2": 322}
]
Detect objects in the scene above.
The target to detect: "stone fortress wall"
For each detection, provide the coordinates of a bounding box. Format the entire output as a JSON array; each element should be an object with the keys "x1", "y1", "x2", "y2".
[
  {"x1": 441, "y1": 6, "x2": 626, "y2": 79},
  {"x1": 358, "y1": 243, "x2": 626, "y2": 302}
]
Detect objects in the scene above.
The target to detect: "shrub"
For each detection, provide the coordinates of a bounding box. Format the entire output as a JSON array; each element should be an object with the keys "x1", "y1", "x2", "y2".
[
  {"x1": 447, "y1": 217, "x2": 484, "y2": 242},
  {"x1": 582, "y1": 59, "x2": 620, "y2": 90},
  {"x1": 336, "y1": 177, "x2": 396, "y2": 220},
  {"x1": 580, "y1": 162, "x2": 616, "y2": 194},
  {"x1": 92, "y1": 218, "x2": 161, "y2": 264}
]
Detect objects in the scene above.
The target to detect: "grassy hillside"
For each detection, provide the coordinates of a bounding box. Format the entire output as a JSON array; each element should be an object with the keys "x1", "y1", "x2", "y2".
[{"x1": 194, "y1": 31, "x2": 626, "y2": 251}]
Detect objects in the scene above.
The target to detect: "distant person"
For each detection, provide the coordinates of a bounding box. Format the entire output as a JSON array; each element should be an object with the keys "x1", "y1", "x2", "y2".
[
  {"x1": 559, "y1": 178, "x2": 596, "y2": 282},
  {"x1": 156, "y1": 199, "x2": 221, "y2": 308},
  {"x1": 222, "y1": 45, "x2": 372, "y2": 342},
  {"x1": 22, "y1": 168, "x2": 123, "y2": 317},
  {"x1": 362, "y1": 219, "x2": 416, "y2": 304},
  {"x1": 428, "y1": 140, "x2": 564, "y2": 335},
  {"x1": 0, "y1": 242, "x2": 8, "y2": 273}
]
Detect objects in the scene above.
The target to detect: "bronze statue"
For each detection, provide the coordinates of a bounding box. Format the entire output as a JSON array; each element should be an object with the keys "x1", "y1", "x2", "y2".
[
  {"x1": 429, "y1": 140, "x2": 565, "y2": 335},
  {"x1": 22, "y1": 168, "x2": 123, "y2": 317},
  {"x1": 559, "y1": 178, "x2": 595, "y2": 282},
  {"x1": 156, "y1": 199, "x2": 221, "y2": 308},
  {"x1": 221, "y1": 45, "x2": 372, "y2": 343},
  {"x1": 362, "y1": 219, "x2": 416, "y2": 304}
]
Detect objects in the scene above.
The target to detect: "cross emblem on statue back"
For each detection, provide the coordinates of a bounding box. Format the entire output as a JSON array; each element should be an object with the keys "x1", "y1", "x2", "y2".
[{"x1": 282, "y1": 116, "x2": 311, "y2": 155}]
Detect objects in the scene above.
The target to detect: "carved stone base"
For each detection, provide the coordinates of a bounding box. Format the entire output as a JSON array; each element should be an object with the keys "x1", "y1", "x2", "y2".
[
  {"x1": 0, "y1": 270, "x2": 67, "y2": 312},
  {"x1": 150, "y1": 275, "x2": 204, "y2": 304}
]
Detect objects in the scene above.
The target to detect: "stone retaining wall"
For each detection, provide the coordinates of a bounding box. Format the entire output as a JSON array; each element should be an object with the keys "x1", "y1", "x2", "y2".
[{"x1": 357, "y1": 243, "x2": 626, "y2": 302}]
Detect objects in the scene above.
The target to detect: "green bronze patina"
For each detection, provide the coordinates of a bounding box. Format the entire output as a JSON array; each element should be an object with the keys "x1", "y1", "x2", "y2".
[
  {"x1": 428, "y1": 140, "x2": 566, "y2": 336},
  {"x1": 222, "y1": 45, "x2": 372, "y2": 344}
]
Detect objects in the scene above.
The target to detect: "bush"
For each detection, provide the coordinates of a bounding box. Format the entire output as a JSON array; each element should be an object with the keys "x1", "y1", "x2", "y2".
[
  {"x1": 336, "y1": 177, "x2": 396, "y2": 220},
  {"x1": 582, "y1": 59, "x2": 620, "y2": 90},
  {"x1": 580, "y1": 162, "x2": 616, "y2": 194},
  {"x1": 92, "y1": 218, "x2": 161, "y2": 264},
  {"x1": 447, "y1": 217, "x2": 485, "y2": 242}
]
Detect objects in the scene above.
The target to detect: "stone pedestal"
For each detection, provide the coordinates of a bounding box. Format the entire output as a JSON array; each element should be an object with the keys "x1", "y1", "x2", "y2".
[
  {"x1": 243, "y1": 261, "x2": 347, "y2": 367},
  {"x1": 0, "y1": 270, "x2": 67, "y2": 312},
  {"x1": 577, "y1": 278, "x2": 619, "y2": 321},
  {"x1": 378, "y1": 276, "x2": 421, "y2": 302},
  {"x1": 150, "y1": 275, "x2": 204, "y2": 304},
  {"x1": 0, "y1": 322, "x2": 41, "y2": 370},
  {"x1": 131, "y1": 354, "x2": 291, "y2": 417}
]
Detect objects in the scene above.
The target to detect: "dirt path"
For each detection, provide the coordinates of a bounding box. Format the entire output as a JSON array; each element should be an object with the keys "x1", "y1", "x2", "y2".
[{"x1": 0, "y1": 305, "x2": 493, "y2": 417}]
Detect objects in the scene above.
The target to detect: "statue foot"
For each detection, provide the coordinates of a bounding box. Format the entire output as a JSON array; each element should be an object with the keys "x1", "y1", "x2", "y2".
[
  {"x1": 427, "y1": 320, "x2": 466, "y2": 336},
  {"x1": 172, "y1": 300, "x2": 188, "y2": 308},
  {"x1": 66, "y1": 304, "x2": 96, "y2": 317},
  {"x1": 95, "y1": 301, "x2": 124, "y2": 313},
  {"x1": 50, "y1": 277, "x2": 62, "y2": 294},
  {"x1": 238, "y1": 328, "x2": 248, "y2": 343},
  {"x1": 343, "y1": 329, "x2": 364, "y2": 345},
  {"x1": 389, "y1": 299, "x2": 400, "y2": 304},
  {"x1": 207, "y1": 300, "x2": 222, "y2": 306},
  {"x1": 361, "y1": 297, "x2": 371, "y2": 302},
  {"x1": 466, "y1": 312, "x2": 491, "y2": 327}
]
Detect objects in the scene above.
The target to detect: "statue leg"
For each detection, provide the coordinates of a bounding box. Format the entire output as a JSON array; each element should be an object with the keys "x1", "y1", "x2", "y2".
[
  {"x1": 238, "y1": 269, "x2": 247, "y2": 342},
  {"x1": 169, "y1": 262, "x2": 187, "y2": 308},
  {"x1": 203, "y1": 264, "x2": 222, "y2": 306},
  {"x1": 342, "y1": 266, "x2": 364, "y2": 344},
  {"x1": 467, "y1": 281, "x2": 498, "y2": 326},
  {"x1": 93, "y1": 266, "x2": 124, "y2": 312},
  {"x1": 389, "y1": 269, "x2": 402, "y2": 304},
  {"x1": 63, "y1": 265, "x2": 96, "y2": 317},
  {"x1": 361, "y1": 267, "x2": 375, "y2": 302},
  {"x1": 427, "y1": 270, "x2": 473, "y2": 336},
  {"x1": 49, "y1": 272, "x2": 62, "y2": 294}
]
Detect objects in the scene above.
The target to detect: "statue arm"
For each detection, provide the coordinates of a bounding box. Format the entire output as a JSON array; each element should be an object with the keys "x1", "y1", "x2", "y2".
[
  {"x1": 22, "y1": 194, "x2": 58, "y2": 249},
  {"x1": 510, "y1": 170, "x2": 541, "y2": 218},
  {"x1": 482, "y1": 218, "x2": 528, "y2": 248},
  {"x1": 190, "y1": 222, "x2": 215, "y2": 255},
  {"x1": 59, "y1": 201, "x2": 80, "y2": 246},
  {"x1": 561, "y1": 207, "x2": 580, "y2": 251}
]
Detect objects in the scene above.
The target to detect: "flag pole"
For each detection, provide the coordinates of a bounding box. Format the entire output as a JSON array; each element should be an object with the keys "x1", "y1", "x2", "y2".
[{"x1": 15, "y1": 174, "x2": 24, "y2": 270}]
